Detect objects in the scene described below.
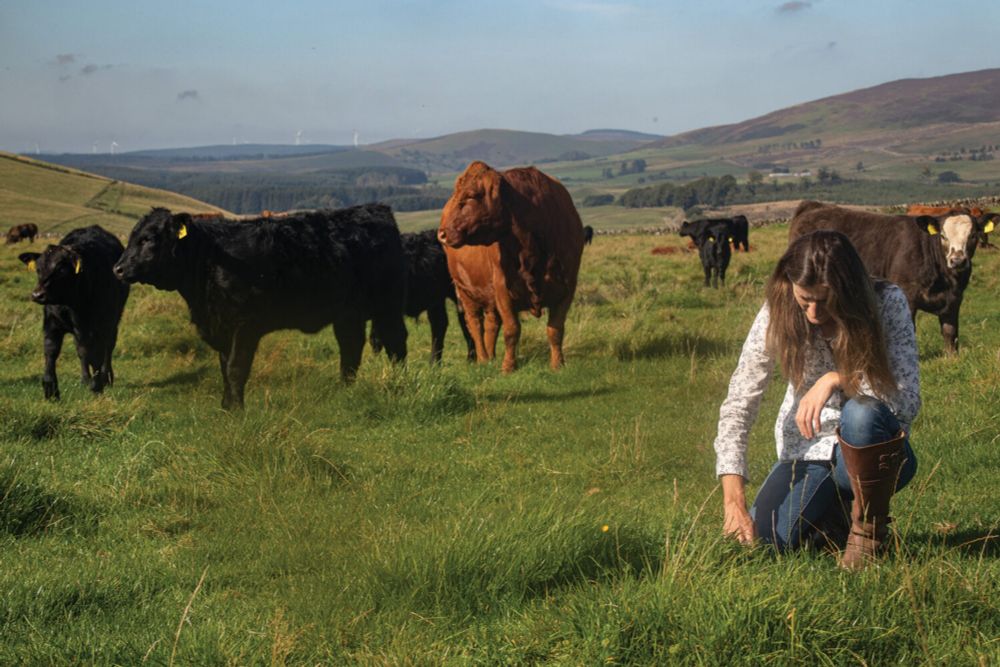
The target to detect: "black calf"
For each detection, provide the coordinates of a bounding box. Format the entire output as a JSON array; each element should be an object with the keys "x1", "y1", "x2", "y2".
[{"x1": 19, "y1": 225, "x2": 130, "y2": 399}]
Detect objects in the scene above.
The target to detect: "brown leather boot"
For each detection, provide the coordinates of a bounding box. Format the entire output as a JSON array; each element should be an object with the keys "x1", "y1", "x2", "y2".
[{"x1": 837, "y1": 429, "x2": 907, "y2": 570}]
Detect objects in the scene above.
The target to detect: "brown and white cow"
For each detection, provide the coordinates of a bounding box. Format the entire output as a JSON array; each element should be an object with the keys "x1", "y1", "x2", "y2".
[
  {"x1": 437, "y1": 161, "x2": 585, "y2": 372},
  {"x1": 790, "y1": 200, "x2": 994, "y2": 354}
]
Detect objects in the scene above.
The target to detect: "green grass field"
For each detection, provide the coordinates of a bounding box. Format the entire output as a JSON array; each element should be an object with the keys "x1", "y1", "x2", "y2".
[
  {"x1": 1, "y1": 220, "x2": 998, "y2": 664},
  {"x1": 0, "y1": 153, "x2": 229, "y2": 237}
]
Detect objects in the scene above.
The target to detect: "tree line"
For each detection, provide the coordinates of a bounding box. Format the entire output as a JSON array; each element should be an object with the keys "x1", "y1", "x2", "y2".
[{"x1": 51, "y1": 165, "x2": 450, "y2": 214}]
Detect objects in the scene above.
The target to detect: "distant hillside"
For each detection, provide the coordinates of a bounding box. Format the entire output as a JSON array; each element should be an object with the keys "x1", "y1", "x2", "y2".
[
  {"x1": 375, "y1": 128, "x2": 656, "y2": 171},
  {"x1": 0, "y1": 152, "x2": 229, "y2": 237},
  {"x1": 654, "y1": 68, "x2": 1000, "y2": 148},
  {"x1": 571, "y1": 129, "x2": 663, "y2": 143},
  {"x1": 42, "y1": 148, "x2": 405, "y2": 175},
  {"x1": 123, "y1": 144, "x2": 350, "y2": 161}
]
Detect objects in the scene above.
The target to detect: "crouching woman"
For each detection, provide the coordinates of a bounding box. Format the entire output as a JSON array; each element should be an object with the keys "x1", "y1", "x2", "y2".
[{"x1": 714, "y1": 230, "x2": 920, "y2": 569}]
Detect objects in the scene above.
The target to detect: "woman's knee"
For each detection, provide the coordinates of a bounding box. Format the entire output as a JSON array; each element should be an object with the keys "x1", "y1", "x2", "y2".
[{"x1": 839, "y1": 396, "x2": 899, "y2": 446}]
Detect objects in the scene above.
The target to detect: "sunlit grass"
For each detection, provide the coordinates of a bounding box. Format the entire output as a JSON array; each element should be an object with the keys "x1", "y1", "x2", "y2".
[{"x1": 0, "y1": 222, "x2": 998, "y2": 663}]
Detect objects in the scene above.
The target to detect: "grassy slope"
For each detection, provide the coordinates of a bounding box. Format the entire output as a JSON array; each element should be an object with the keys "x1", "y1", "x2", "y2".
[
  {"x1": 0, "y1": 153, "x2": 231, "y2": 237},
  {"x1": 1, "y1": 221, "x2": 998, "y2": 663}
]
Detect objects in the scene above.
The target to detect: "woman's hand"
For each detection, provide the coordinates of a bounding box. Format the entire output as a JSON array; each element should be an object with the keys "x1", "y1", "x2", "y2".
[
  {"x1": 796, "y1": 371, "x2": 841, "y2": 439},
  {"x1": 721, "y1": 474, "x2": 755, "y2": 544}
]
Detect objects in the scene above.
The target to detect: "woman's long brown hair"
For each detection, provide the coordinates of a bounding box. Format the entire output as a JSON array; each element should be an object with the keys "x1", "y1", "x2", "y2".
[{"x1": 765, "y1": 230, "x2": 896, "y2": 398}]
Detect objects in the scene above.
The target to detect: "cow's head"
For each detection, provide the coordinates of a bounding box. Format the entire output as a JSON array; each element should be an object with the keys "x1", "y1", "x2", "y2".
[
  {"x1": 915, "y1": 213, "x2": 985, "y2": 270},
  {"x1": 437, "y1": 161, "x2": 510, "y2": 247},
  {"x1": 18, "y1": 245, "x2": 84, "y2": 304},
  {"x1": 113, "y1": 208, "x2": 192, "y2": 289},
  {"x1": 696, "y1": 224, "x2": 733, "y2": 255}
]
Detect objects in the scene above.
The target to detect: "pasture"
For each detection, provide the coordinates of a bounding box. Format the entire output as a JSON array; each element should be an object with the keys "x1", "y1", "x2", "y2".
[{"x1": 1, "y1": 223, "x2": 998, "y2": 664}]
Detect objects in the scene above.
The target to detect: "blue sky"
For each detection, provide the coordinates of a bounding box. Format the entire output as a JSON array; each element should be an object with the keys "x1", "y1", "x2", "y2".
[{"x1": 2, "y1": 0, "x2": 999, "y2": 153}]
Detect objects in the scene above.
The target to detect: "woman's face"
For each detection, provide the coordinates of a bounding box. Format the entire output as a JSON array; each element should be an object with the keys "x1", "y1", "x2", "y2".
[{"x1": 791, "y1": 283, "x2": 832, "y2": 326}]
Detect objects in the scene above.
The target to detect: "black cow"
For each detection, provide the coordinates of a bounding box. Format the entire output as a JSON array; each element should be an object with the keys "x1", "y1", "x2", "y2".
[
  {"x1": 18, "y1": 226, "x2": 129, "y2": 399},
  {"x1": 370, "y1": 229, "x2": 475, "y2": 363},
  {"x1": 790, "y1": 200, "x2": 993, "y2": 354},
  {"x1": 680, "y1": 216, "x2": 749, "y2": 252},
  {"x1": 113, "y1": 205, "x2": 408, "y2": 409},
  {"x1": 695, "y1": 220, "x2": 733, "y2": 288},
  {"x1": 730, "y1": 215, "x2": 750, "y2": 252},
  {"x1": 7, "y1": 223, "x2": 39, "y2": 244},
  {"x1": 583, "y1": 225, "x2": 594, "y2": 246}
]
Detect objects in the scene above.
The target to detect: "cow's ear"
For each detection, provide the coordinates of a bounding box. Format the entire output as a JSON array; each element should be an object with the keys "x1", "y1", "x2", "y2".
[
  {"x1": 18, "y1": 252, "x2": 40, "y2": 270},
  {"x1": 981, "y1": 213, "x2": 997, "y2": 235},
  {"x1": 914, "y1": 216, "x2": 940, "y2": 235},
  {"x1": 174, "y1": 213, "x2": 193, "y2": 240}
]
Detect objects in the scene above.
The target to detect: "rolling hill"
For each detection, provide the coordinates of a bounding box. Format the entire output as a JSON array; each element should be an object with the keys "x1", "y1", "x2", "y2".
[
  {"x1": 654, "y1": 68, "x2": 1000, "y2": 148},
  {"x1": 0, "y1": 152, "x2": 230, "y2": 237}
]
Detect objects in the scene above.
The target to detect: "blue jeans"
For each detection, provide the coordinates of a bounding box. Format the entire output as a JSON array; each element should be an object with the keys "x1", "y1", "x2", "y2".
[{"x1": 750, "y1": 397, "x2": 917, "y2": 551}]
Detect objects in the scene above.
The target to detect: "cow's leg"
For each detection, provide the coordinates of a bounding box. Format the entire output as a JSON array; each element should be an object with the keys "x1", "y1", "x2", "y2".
[
  {"x1": 719, "y1": 264, "x2": 727, "y2": 288},
  {"x1": 333, "y1": 315, "x2": 366, "y2": 382},
  {"x1": 546, "y1": 297, "x2": 573, "y2": 370},
  {"x1": 453, "y1": 300, "x2": 477, "y2": 362},
  {"x1": 457, "y1": 293, "x2": 489, "y2": 362},
  {"x1": 496, "y1": 298, "x2": 521, "y2": 373},
  {"x1": 42, "y1": 327, "x2": 65, "y2": 400},
  {"x1": 372, "y1": 308, "x2": 407, "y2": 365},
  {"x1": 88, "y1": 342, "x2": 111, "y2": 394},
  {"x1": 369, "y1": 321, "x2": 384, "y2": 355},
  {"x1": 426, "y1": 301, "x2": 448, "y2": 364},
  {"x1": 223, "y1": 329, "x2": 261, "y2": 410},
  {"x1": 218, "y1": 350, "x2": 233, "y2": 407},
  {"x1": 75, "y1": 337, "x2": 92, "y2": 386},
  {"x1": 703, "y1": 264, "x2": 711, "y2": 288},
  {"x1": 939, "y1": 310, "x2": 960, "y2": 355},
  {"x1": 483, "y1": 308, "x2": 501, "y2": 361}
]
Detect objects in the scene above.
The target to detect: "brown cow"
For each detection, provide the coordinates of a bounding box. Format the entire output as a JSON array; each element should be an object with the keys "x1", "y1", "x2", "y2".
[
  {"x1": 437, "y1": 161, "x2": 585, "y2": 372},
  {"x1": 6, "y1": 223, "x2": 39, "y2": 244},
  {"x1": 790, "y1": 200, "x2": 994, "y2": 354}
]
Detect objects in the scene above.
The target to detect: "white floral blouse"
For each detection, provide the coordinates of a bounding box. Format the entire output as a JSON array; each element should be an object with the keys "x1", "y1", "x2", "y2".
[{"x1": 714, "y1": 283, "x2": 921, "y2": 481}]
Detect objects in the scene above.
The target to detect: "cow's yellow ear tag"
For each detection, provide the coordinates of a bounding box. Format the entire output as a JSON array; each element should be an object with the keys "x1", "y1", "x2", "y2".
[
  {"x1": 728, "y1": 237, "x2": 734, "y2": 242},
  {"x1": 927, "y1": 224, "x2": 939, "y2": 236},
  {"x1": 74, "y1": 258, "x2": 82, "y2": 274},
  {"x1": 708, "y1": 236, "x2": 715, "y2": 243},
  {"x1": 27, "y1": 260, "x2": 36, "y2": 271},
  {"x1": 984, "y1": 221, "x2": 995, "y2": 234},
  {"x1": 177, "y1": 223, "x2": 188, "y2": 240}
]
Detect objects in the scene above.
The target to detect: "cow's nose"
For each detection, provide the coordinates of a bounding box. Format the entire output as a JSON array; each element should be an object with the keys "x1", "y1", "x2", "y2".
[
  {"x1": 30, "y1": 289, "x2": 45, "y2": 303},
  {"x1": 112, "y1": 263, "x2": 125, "y2": 279},
  {"x1": 437, "y1": 229, "x2": 448, "y2": 245}
]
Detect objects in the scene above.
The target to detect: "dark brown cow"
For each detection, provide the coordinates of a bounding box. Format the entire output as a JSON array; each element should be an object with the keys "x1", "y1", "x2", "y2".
[
  {"x1": 790, "y1": 200, "x2": 994, "y2": 354},
  {"x1": 437, "y1": 161, "x2": 585, "y2": 372},
  {"x1": 6, "y1": 223, "x2": 39, "y2": 244}
]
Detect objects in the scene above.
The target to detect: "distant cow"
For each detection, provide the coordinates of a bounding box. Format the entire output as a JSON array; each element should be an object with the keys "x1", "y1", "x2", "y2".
[
  {"x1": 906, "y1": 204, "x2": 996, "y2": 247},
  {"x1": 695, "y1": 220, "x2": 734, "y2": 288},
  {"x1": 113, "y1": 205, "x2": 408, "y2": 409},
  {"x1": 583, "y1": 225, "x2": 594, "y2": 245},
  {"x1": 370, "y1": 229, "x2": 475, "y2": 363},
  {"x1": 790, "y1": 200, "x2": 995, "y2": 354},
  {"x1": 18, "y1": 226, "x2": 129, "y2": 399},
  {"x1": 6, "y1": 223, "x2": 39, "y2": 244},
  {"x1": 730, "y1": 215, "x2": 750, "y2": 252},
  {"x1": 681, "y1": 216, "x2": 748, "y2": 252},
  {"x1": 437, "y1": 161, "x2": 585, "y2": 373}
]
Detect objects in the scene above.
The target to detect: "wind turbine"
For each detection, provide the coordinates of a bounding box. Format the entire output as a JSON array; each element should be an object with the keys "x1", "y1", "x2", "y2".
[
  {"x1": 92, "y1": 142, "x2": 98, "y2": 154},
  {"x1": 295, "y1": 130, "x2": 302, "y2": 146},
  {"x1": 353, "y1": 130, "x2": 359, "y2": 148},
  {"x1": 110, "y1": 141, "x2": 119, "y2": 155}
]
